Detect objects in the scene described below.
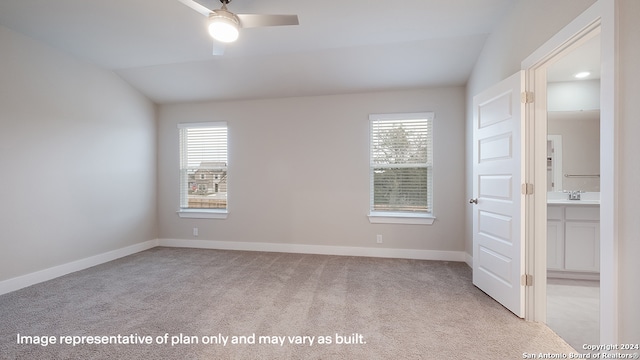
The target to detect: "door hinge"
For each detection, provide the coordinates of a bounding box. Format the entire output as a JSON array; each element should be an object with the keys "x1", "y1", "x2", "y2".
[
  {"x1": 521, "y1": 183, "x2": 534, "y2": 195},
  {"x1": 521, "y1": 91, "x2": 534, "y2": 104},
  {"x1": 521, "y1": 274, "x2": 533, "y2": 286}
]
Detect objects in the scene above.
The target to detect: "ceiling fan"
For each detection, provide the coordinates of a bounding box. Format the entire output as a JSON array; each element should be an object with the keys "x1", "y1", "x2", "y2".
[{"x1": 177, "y1": 0, "x2": 299, "y2": 55}]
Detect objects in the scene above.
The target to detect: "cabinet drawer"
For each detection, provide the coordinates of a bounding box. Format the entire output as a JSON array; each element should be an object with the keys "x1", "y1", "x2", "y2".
[
  {"x1": 565, "y1": 206, "x2": 599, "y2": 221},
  {"x1": 548, "y1": 206, "x2": 563, "y2": 220}
]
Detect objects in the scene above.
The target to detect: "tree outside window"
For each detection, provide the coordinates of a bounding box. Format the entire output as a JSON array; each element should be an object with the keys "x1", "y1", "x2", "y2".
[{"x1": 370, "y1": 113, "x2": 433, "y2": 215}]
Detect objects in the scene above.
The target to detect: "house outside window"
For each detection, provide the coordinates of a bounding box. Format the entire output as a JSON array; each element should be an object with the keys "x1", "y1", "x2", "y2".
[
  {"x1": 368, "y1": 112, "x2": 434, "y2": 225},
  {"x1": 178, "y1": 122, "x2": 228, "y2": 219}
]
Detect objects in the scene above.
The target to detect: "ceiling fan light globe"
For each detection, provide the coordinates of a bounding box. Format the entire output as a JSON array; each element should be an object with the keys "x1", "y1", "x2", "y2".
[{"x1": 208, "y1": 13, "x2": 239, "y2": 43}]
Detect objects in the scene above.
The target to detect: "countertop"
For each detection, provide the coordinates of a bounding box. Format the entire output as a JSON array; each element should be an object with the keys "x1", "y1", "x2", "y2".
[
  {"x1": 547, "y1": 199, "x2": 600, "y2": 205},
  {"x1": 547, "y1": 192, "x2": 600, "y2": 205}
]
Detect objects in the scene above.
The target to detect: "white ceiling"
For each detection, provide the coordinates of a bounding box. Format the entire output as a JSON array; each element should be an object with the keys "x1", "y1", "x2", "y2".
[
  {"x1": 547, "y1": 33, "x2": 601, "y2": 82},
  {"x1": 0, "y1": 0, "x2": 515, "y2": 104}
]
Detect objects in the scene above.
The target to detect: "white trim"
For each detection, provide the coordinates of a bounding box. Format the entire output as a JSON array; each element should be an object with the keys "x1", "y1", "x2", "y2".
[
  {"x1": 521, "y1": 3, "x2": 603, "y2": 69},
  {"x1": 177, "y1": 121, "x2": 226, "y2": 129},
  {"x1": 0, "y1": 240, "x2": 158, "y2": 296},
  {"x1": 465, "y1": 252, "x2": 473, "y2": 268},
  {"x1": 369, "y1": 112, "x2": 435, "y2": 121},
  {"x1": 0, "y1": 238, "x2": 466, "y2": 297},
  {"x1": 177, "y1": 209, "x2": 228, "y2": 219},
  {"x1": 367, "y1": 212, "x2": 435, "y2": 225},
  {"x1": 158, "y1": 238, "x2": 465, "y2": 262},
  {"x1": 596, "y1": 0, "x2": 618, "y2": 345}
]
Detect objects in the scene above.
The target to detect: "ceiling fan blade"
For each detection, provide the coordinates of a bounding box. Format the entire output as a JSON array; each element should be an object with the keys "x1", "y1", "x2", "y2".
[
  {"x1": 236, "y1": 14, "x2": 299, "y2": 28},
  {"x1": 212, "y1": 42, "x2": 226, "y2": 56},
  {"x1": 176, "y1": 0, "x2": 212, "y2": 17}
]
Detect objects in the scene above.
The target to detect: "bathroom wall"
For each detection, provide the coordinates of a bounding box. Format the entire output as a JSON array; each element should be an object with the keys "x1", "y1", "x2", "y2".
[
  {"x1": 547, "y1": 80, "x2": 600, "y2": 112},
  {"x1": 548, "y1": 110, "x2": 600, "y2": 192}
]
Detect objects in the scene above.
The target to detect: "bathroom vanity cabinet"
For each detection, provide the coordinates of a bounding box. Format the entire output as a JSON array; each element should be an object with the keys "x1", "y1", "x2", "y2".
[{"x1": 547, "y1": 203, "x2": 600, "y2": 279}]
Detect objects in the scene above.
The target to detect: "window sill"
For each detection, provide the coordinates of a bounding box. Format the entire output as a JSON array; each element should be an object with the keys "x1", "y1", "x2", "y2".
[
  {"x1": 368, "y1": 212, "x2": 435, "y2": 225},
  {"x1": 177, "y1": 209, "x2": 228, "y2": 219}
]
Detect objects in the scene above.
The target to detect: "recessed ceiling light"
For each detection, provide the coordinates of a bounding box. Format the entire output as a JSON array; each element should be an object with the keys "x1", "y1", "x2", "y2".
[{"x1": 574, "y1": 71, "x2": 591, "y2": 79}]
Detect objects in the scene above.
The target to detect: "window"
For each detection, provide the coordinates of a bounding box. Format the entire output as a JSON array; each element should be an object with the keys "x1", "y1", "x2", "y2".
[
  {"x1": 369, "y1": 113, "x2": 434, "y2": 224},
  {"x1": 178, "y1": 122, "x2": 228, "y2": 219}
]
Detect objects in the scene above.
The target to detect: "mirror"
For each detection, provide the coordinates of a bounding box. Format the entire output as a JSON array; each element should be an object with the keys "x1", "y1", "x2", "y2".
[{"x1": 547, "y1": 110, "x2": 600, "y2": 191}]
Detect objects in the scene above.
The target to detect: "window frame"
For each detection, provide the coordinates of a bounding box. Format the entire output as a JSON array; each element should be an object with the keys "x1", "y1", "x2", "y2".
[
  {"x1": 368, "y1": 112, "x2": 435, "y2": 225},
  {"x1": 176, "y1": 121, "x2": 229, "y2": 220}
]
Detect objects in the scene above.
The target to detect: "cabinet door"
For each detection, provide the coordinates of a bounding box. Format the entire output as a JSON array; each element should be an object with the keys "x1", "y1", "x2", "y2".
[
  {"x1": 547, "y1": 220, "x2": 564, "y2": 270},
  {"x1": 565, "y1": 221, "x2": 600, "y2": 272}
]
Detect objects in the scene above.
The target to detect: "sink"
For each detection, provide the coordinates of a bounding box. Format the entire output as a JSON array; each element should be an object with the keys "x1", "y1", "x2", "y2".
[{"x1": 547, "y1": 191, "x2": 600, "y2": 205}]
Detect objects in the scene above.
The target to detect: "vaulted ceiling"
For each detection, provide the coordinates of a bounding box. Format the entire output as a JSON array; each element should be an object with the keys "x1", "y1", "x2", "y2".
[{"x1": 0, "y1": 0, "x2": 515, "y2": 103}]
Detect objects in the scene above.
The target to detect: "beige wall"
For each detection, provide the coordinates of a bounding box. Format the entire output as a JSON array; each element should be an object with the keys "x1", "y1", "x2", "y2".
[
  {"x1": 465, "y1": 0, "x2": 640, "y2": 343},
  {"x1": 548, "y1": 111, "x2": 600, "y2": 191},
  {"x1": 158, "y1": 88, "x2": 466, "y2": 253},
  {"x1": 0, "y1": 25, "x2": 157, "y2": 281},
  {"x1": 616, "y1": 0, "x2": 640, "y2": 344},
  {"x1": 465, "y1": 0, "x2": 597, "y2": 256}
]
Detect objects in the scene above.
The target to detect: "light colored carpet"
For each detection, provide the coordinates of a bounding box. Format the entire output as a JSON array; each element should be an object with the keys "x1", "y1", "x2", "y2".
[{"x1": 0, "y1": 247, "x2": 575, "y2": 359}]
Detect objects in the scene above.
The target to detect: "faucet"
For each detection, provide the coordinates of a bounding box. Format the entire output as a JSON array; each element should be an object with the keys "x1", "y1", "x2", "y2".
[{"x1": 565, "y1": 190, "x2": 583, "y2": 200}]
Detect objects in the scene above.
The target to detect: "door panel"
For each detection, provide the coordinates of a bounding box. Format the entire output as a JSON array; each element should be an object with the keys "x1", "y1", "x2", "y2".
[
  {"x1": 479, "y1": 133, "x2": 513, "y2": 161},
  {"x1": 472, "y1": 71, "x2": 525, "y2": 318},
  {"x1": 479, "y1": 175, "x2": 513, "y2": 200},
  {"x1": 479, "y1": 210, "x2": 513, "y2": 243}
]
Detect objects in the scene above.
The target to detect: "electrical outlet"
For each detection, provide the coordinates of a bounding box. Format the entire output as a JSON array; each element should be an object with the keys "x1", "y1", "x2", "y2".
[
  {"x1": 376, "y1": 234, "x2": 383, "y2": 244},
  {"x1": 193, "y1": 227, "x2": 198, "y2": 237}
]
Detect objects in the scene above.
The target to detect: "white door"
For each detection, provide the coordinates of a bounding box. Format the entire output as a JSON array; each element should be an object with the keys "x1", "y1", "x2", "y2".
[{"x1": 472, "y1": 71, "x2": 525, "y2": 318}]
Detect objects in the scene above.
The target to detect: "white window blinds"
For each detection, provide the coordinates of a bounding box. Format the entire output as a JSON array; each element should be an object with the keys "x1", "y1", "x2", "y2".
[
  {"x1": 178, "y1": 122, "x2": 228, "y2": 210},
  {"x1": 370, "y1": 113, "x2": 433, "y2": 214}
]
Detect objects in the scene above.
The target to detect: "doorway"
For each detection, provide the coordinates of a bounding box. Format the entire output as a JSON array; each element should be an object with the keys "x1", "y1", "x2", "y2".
[
  {"x1": 544, "y1": 33, "x2": 601, "y2": 349},
  {"x1": 521, "y1": 0, "x2": 617, "y2": 346},
  {"x1": 470, "y1": 0, "x2": 616, "y2": 345}
]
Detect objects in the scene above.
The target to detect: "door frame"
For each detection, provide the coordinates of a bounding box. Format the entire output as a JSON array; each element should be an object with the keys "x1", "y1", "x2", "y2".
[{"x1": 521, "y1": 0, "x2": 618, "y2": 344}]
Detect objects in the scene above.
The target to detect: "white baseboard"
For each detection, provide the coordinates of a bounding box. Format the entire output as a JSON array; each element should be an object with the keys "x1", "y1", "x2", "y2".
[
  {"x1": 465, "y1": 252, "x2": 473, "y2": 268},
  {"x1": 0, "y1": 238, "x2": 466, "y2": 296},
  {"x1": 0, "y1": 239, "x2": 158, "y2": 296},
  {"x1": 158, "y1": 238, "x2": 466, "y2": 262}
]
